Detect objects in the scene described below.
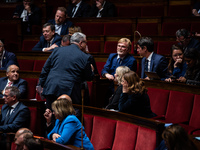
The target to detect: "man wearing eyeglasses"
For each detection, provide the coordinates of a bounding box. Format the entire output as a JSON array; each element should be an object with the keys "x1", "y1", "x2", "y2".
[
  {"x1": 176, "y1": 29, "x2": 200, "y2": 52},
  {"x1": 0, "y1": 86, "x2": 30, "y2": 149},
  {"x1": 0, "y1": 65, "x2": 27, "y2": 99}
]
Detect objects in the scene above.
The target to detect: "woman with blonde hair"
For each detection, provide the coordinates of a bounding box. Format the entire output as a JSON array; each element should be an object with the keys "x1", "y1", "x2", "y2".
[
  {"x1": 105, "y1": 66, "x2": 130, "y2": 110},
  {"x1": 47, "y1": 98, "x2": 94, "y2": 150},
  {"x1": 118, "y1": 71, "x2": 156, "y2": 118}
]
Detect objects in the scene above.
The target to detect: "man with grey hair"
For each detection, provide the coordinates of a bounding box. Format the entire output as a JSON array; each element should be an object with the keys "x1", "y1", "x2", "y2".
[
  {"x1": 0, "y1": 40, "x2": 18, "y2": 70},
  {"x1": 176, "y1": 28, "x2": 200, "y2": 52},
  {"x1": 38, "y1": 32, "x2": 94, "y2": 110},
  {"x1": 0, "y1": 86, "x2": 30, "y2": 132},
  {"x1": 0, "y1": 64, "x2": 27, "y2": 98}
]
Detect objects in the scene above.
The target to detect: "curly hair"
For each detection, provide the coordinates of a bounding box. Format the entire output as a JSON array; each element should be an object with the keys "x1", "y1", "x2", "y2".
[{"x1": 123, "y1": 71, "x2": 147, "y2": 94}]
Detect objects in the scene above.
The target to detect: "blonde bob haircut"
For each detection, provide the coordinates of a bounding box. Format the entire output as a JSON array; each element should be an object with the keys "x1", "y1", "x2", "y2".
[
  {"x1": 115, "y1": 66, "x2": 130, "y2": 84},
  {"x1": 123, "y1": 71, "x2": 147, "y2": 94},
  {"x1": 52, "y1": 98, "x2": 76, "y2": 120},
  {"x1": 118, "y1": 38, "x2": 132, "y2": 50}
]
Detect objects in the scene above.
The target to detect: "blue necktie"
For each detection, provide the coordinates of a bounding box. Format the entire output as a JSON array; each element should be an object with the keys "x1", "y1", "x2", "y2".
[
  {"x1": 145, "y1": 59, "x2": 149, "y2": 72},
  {"x1": 118, "y1": 58, "x2": 122, "y2": 65}
]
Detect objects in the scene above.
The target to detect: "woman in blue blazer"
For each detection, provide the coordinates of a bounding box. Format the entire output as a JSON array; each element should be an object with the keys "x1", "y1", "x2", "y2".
[{"x1": 47, "y1": 98, "x2": 94, "y2": 150}]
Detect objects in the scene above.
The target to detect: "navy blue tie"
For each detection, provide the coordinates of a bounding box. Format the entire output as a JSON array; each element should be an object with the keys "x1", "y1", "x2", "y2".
[{"x1": 145, "y1": 59, "x2": 149, "y2": 72}]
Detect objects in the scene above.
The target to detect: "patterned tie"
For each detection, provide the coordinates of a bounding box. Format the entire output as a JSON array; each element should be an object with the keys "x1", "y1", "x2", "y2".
[
  {"x1": 72, "y1": 6, "x2": 77, "y2": 18},
  {"x1": 118, "y1": 58, "x2": 122, "y2": 65},
  {"x1": 8, "y1": 81, "x2": 12, "y2": 87}
]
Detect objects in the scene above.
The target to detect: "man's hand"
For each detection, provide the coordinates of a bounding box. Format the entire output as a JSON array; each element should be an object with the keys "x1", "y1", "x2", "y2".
[
  {"x1": 174, "y1": 58, "x2": 182, "y2": 68},
  {"x1": 177, "y1": 76, "x2": 186, "y2": 83},
  {"x1": 144, "y1": 76, "x2": 150, "y2": 80},
  {"x1": 44, "y1": 44, "x2": 58, "y2": 52},
  {"x1": 24, "y1": 3, "x2": 31, "y2": 13},
  {"x1": 44, "y1": 108, "x2": 52, "y2": 125},
  {"x1": 105, "y1": 73, "x2": 114, "y2": 80},
  {"x1": 52, "y1": 133, "x2": 61, "y2": 141},
  {"x1": 165, "y1": 78, "x2": 172, "y2": 82}
]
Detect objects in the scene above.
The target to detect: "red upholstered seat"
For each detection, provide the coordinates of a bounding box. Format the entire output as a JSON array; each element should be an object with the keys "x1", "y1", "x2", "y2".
[
  {"x1": 147, "y1": 88, "x2": 170, "y2": 116},
  {"x1": 33, "y1": 60, "x2": 46, "y2": 71},
  {"x1": 135, "y1": 126, "x2": 157, "y2": 150},
  {"x1": 117, "y1": 6, "x2": 141, "y2": 17},
  {"x1": 22, "y1": 40, "x2": 38, "y2": 51},
  {"x1": 157, "y1": 41, "x2": 178, "y2": 55},
  {"x1": 83, "y1": 114, "x2": 94, "y2": 139},
  {"x1": 137, "y1": 23, "x2": 159, "y2": 36},
  {"x1": 87, "y1": 81, "x2": 93, "y2": 102},
  {"x1": 161, "y1": 22, "x2": 191, "y2": 36},
  {"x1": 158, "y1": 91, "x2": 194, "y2": 123},
  {"x1": 96, "y1": 62, "x2": 106, "y2": 77},
  {"x1": 87, "y1": 41, "x2": 101, "y2": 53},
  {"x1": 112, "y1": 121, "x2": 138, "y2": 150},
  {"x1": 168, "y1": 5, "x2": 191, "y2": 17},
  {"x1": 104, "y1": 41, "x2": 118, "y2": 53},
  {"x1": 104, "y1": 23, "x2": 132, "y2": 36},
  {"x1": 90, "y1": 116, "x2": 116, "y2": 150},
  {"x1": 29, "y1": 107, "x2": 37, "y2": 134},
  {"x1": 23, "y1": 78, "x2": 38, "y2": 99},
  {"x1": 141, "y1": 5, "x2": 164, "y2": 17},
  {"x1": 18, "y1": 59, "x2": 35, "y2": 71},
  {"x1": 180, "y1": 95, "x2": 200, "y2": 134},
  {"x1": 75, "y1": 23, "x2": 104, "y2": 36}
]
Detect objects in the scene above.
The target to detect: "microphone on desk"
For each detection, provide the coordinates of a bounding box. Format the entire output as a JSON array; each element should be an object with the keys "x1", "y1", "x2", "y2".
[{"x1": 134, "y1": 30, "x2": 142, "y2": 54}]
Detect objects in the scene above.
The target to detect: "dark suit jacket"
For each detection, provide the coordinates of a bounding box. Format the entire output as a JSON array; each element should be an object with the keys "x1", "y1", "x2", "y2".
[
  {"x1": 39, "y1": 44, "x2": 94, "y2": 104},
  {"x1": 48, "y1": 19, "x2": 73, "y2": 35},
  {"x1": 0, "y1": 77, "x2": 27, "y2": 99},
  {"x1": 0, "y1": 50, "x2": 19, "y2": 70},
  {"x1": 32, "y1": 33, "x2": 62, "y2": 51},
  {"x1": 0, "y1": 102, "x2": 30, "y2": 133},
  {"x1": 13, "y1": 4, "x2": 41, "y2": 25},
  {"x1": 141, "y1": 53, "x2": 168, "y2": 79},
  {"x1": 101, "y1": 53, "x2": 137, "y2": 76},
  {"x1": 89, "y1": 1, "x2": 117, "y2": 17},
  {"x1": 67, "y1": 1, "x2": 91, "y2": 18}
]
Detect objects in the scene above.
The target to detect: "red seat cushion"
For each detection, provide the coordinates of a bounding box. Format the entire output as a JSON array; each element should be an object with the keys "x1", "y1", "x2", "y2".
[
  {"x1": 90, "y1": 116, "x2": 116, "y2": 150},
  {"x1": 112, "y1": 121, "x2": 138, "y2": 150},
  {"x1": 135, "y1": 126, "x2": 157, "y2": 150}
]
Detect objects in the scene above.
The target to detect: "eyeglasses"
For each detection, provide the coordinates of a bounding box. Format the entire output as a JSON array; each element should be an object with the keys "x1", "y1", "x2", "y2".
[
  {"x1": 3, "y1": 94, "x2": 10, "y2": 98},
  {"x1": 81, "y1": 41, "x2": 87, "y2": 44}
]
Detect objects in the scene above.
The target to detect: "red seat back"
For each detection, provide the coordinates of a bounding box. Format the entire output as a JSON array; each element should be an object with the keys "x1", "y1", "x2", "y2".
[
  {"x1": 87, "y1": 41, "x2": 101, "y2": 53},
  {"x1": 96, "y1": 62, "x2": 106, "y2": 77},
  {"x1": 104, "y1": 41, "x2": 118, "y2": 53},
  {"x1": 165, "y1": 91, "x2": 194, "y2": 123},
  {"x1": 137, "y1": 23, "x2": 159, "y2": 36},
  {"x1": 104, "y1": 23, "x2": 132, "y2": 36},
  {"x1": 22, "y1": 40, "x2": 38, "y2": 51},
  {"x1": 29, "y1": 107, "x2": 37, "y2": 134},
  {"x1": 90, "y1": 116, "x2": 116, "y2": 150},
  {"x1": 168, "y1": 5, "x2": 191, "y2": 17},
  {"x1": 33, "y1": 60, "x2": 46, "y2": 71},
  {"x1": 117, "y1": 6, "x2": 141, "y2": 17},
  {"x1": 148, "y1": 88, "x2": 170, "y2": 116},
  {"x1": 112, "y1": 121, "x2": 138, "y2": 150},
  {"x1": 23, "y1": 78, "x2": 38, "y2": 99},
  {"x1": 157, "y1": 41, "x2": 178, "y2": 55},
  {"x1": 18, "y1": 59, "x2": 35, "y2": 71},
  {"x1": 191, "y1": 23, "x2": 200, "y2": 34},
  {"x1": 141, "y1": 5, "x2": 164, "y2": 17},
  {"x1": 189, "y1": 95, "x2": 200, "y2": 128},
  {"x1": 135, "y1": 126, "x2": 157, "y2": 150},
  {"x1": 83, "y1": 114, "x2": 94, "y2": 139}
]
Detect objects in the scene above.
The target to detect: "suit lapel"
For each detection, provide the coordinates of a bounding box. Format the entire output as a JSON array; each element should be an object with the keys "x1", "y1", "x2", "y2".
[
  {"x1": 150, "y1": 53, "x2": 155, "y2": 72},
  {"x1": 7, "y1": 103, "x2": 21, "y2": 124}
]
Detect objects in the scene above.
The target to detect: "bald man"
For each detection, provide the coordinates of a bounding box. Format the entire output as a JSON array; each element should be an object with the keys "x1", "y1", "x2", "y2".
[{"x1": 15, "y1": 128, "x2": 33, "y2": 150}]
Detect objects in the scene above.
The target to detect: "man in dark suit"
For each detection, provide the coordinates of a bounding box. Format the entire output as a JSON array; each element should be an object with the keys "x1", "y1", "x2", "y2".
[
  {"x1": 0, "y1": 40, "x2": 19, "y2": 70},
  {"x1": 48, "y1": 7, "x2": 73, "y2": 35},
  {"x1": 32, "y1": 23, "x2": 62, "y2": 52},
  {"x1": 13, "y1": 0, "x2": 41, "y2": 34},
  {"x1": 0, "y1": 65, "x2": 27, "y2": 99},
  {"x1": 67, "y1": 0, "x2": 91, "y2": 18},
  {"x1": 38, "y1": 32, "x2": 94, "y2": 110},
  {"x1": 89, "y1": 0, "x2": 117, "y2": 17},
  {"x1": 137, "y1": 37, "x2": 168, "y2": 80},
  {"x1": 0, "y1": 86, "x2": 30, "y2": 133}
]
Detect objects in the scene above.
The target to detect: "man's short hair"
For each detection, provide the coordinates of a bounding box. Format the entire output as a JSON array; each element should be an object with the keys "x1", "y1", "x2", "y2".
[
  {"x1": 118, "y1": 38, "x2": 132, "y2": 50},
  {"x1": 0, "y1": 40, "x2": 4, "y2": 46},
  {"x1": 57, "y1": 7, "x2": 67, "y2": 15},
  {"x1": 137, "y1": 37, "x2": 154, "y2": 52},
  {"x1": 24, "y1": 137, "x2": 43, "y2": 150},
  {"x1": 70, "y1": 32, "x2": 86, "y2": 44},
  {"x1": 43, "y1": 23, "x2": 55, "y2": 31},
  {"x1": 5, "y1": 86, "x2": 20, "y2": 100},
  {"x1": 62, "y1": 35, "x2": 71, "y2": 42},
  {"x1": 176, "y1": 29, "x2": 190, "y2": 39},
  {"x1": 6, "y1": 65, "x2": 18, "y2": 73}
]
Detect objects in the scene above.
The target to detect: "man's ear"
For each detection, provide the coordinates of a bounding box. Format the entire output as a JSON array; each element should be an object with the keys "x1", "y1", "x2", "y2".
[
  {"x1": 12, "y1": 95, "x2": 17, "y2": 101},
  {"x1": 143, "y1": 46, "x2": 147, "y2": 52}
]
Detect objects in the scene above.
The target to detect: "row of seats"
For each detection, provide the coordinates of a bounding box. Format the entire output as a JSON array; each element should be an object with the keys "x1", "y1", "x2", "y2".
[
  {"x1": 147, "y1": 87, "x2": 200, "y2": 135},
  {"x1": 75, "y1": 22, "x2": 200, "y2": 36},
  {"x1": 21, "y1": 39, "x2": 178, "y2": 55}
]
